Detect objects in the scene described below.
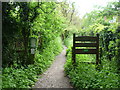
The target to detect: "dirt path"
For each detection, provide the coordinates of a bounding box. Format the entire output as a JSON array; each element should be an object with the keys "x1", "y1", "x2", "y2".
[{"x1": 32, "y1": 46, "x2": 72, "y2": 88}]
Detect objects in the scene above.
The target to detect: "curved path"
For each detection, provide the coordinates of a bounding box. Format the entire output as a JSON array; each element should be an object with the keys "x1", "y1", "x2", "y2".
[{"x1": 33, "y1": 46, "x2": 73, "y2": 88}]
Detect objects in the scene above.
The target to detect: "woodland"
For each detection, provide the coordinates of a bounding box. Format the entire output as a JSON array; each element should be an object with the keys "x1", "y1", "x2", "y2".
[{"x1": 1, "y1": 1, "x2": 120, "y2": 89}]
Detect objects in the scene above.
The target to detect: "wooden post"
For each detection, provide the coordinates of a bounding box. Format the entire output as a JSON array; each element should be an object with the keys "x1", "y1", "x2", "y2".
[
  {"x1": 100, "y1": 47, "x2": 102, "y2": 64},
  {"x1": 72, "y1": 33, "x2": 100, "y2": 65},
  {"x1": 72, "y1": 33, "x2": 76, "y2": 64},
  {"x1": 96, "y1": 34, "x2": 99, "y2": 65}
]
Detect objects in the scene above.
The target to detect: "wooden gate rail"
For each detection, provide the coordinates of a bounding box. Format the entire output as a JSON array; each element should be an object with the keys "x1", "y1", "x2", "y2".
[{"x1": 72, "y1": 34, "x2": 100, "y2": 65}]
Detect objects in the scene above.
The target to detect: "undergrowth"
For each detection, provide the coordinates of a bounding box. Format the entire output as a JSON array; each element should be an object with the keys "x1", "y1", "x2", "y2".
[
  {"x1": 2, "y1": 37, "x2": 63, "y2": 88},
  {"x1": 64, "y1": 47, "x2": 120, "y2": 89},
  {"x1": 64, "y1": 35, "x2": 73, "y2": 48}
]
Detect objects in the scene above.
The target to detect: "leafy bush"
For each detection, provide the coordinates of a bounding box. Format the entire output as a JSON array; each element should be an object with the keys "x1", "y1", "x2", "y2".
[
  {"x1": 2, "y1": 65, "x2": 38, "y2": 88},
  {"x1": 80, "y1": 1, "x2": 120, "y2": 68},
  {"x1": 64, "y1": 35, "x2": 73, "y2": 48},
  {"x1": 2, "y1": 2, "x2": 64, "y2": 88},
  {"x1": 35, "y1": 37, "x2": 63, "y2": 73},
  {"x1": 2, "y1": 37, "x2": 63, "y2": 88},
  {"x1": 64, "y1": 1, "x2": 120, "y2": 89},
  {"x1": 64, "y1": 48, "x2": 120, "y2": 89}
]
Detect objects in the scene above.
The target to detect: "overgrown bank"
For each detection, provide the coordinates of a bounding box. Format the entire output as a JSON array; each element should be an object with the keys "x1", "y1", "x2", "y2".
[
  {"x1": 64, "y1": 1, "x2": 120, "y2": 89},
  {"x1": 2, "y1": 2, "x2": 80, "y2": 88},
  {"x1": 65, "y1": 48, "x2": 120, "y2": 89},
  {"x1": 2, "y1": 2, "x2": 64, "y2": 88},
  {"x1": 2, "y1": 37, "x2": 63, "y2": 88}
]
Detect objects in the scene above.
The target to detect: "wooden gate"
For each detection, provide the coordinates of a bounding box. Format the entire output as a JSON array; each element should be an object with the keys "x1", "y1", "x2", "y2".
[{"x1": 72, "y1": 34, "x2": 100, "y2": 65}]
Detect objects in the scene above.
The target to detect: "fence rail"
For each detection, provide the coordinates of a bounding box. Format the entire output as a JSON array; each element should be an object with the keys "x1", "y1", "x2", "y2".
[{"x1": 72, "y1": 34, "x2": 100, "y2": 65}]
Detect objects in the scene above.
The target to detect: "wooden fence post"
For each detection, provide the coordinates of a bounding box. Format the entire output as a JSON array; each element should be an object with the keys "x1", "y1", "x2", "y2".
[
  {"x1": 100, "y1": 47, "x2": 102, "y2": 64},
  {"x1": 96, "y1": 34, "x2": 99, "y2": 65},
  {"x1": 72, "y1": 33, "x2": 76, "y2": 64}
]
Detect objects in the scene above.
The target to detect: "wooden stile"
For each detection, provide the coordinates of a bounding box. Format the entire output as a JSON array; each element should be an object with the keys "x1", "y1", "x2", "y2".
[
  {"x1": 75, "y1": 49, "x2": 97, "y2": 54},
  {"x1": 75, "y1": 43, "x2": 97, "y2": 47},
  {"x1": 72, "y1": 34, "x2": 76, "y2": 64},
  {"x1": 75, "y1": 36, "x2": 97, "y2": 41},
  {"x1": 96, "y1": 34, "x2": 99, "y2": 65},
  {"x1": 72, "y1": 34, "x2": 100, "y2": 65}
]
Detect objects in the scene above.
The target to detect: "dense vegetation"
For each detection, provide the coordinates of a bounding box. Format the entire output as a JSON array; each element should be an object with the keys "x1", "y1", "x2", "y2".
[
  {"x1": 2, "y1": 1, "x2": 120, "y2": 89},
  {"x1": 2, "y1": 1, "x2": 80, "y2": 88},
  {"x1": 64, "y1": 1, "x2": 120, "y2": 89},
  {"x1": 2, "y1": 2, "x2": 64, "y2": 88}
]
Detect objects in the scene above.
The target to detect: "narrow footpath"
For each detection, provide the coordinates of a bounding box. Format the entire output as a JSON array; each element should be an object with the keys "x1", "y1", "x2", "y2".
[{"x1": 33, "y1": 46, "x2": 72, "y2": 88}]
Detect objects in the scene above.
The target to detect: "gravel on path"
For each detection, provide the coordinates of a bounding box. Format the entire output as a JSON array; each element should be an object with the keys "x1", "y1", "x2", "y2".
[{"x1": 32, "y1": 46, "x2": 73, "y2": 88}]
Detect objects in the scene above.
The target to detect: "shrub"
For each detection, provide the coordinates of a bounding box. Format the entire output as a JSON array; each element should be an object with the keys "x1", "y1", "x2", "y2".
[
  {"x1": 64, "y1": 48, "x2": 120, "y2": 89},
  {"x1": 2, "y1": 37, "x2": 63, "y2": 88}
]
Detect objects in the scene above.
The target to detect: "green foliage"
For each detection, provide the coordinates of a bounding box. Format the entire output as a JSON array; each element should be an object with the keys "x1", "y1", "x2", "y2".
[
  {"x1": 34, "y1": 37, "x2": 63, "y2": 73},
  {"x1": 2, "y1": 2, "x2": 64, "y2": 88},
  {"x1": 64, "y1": 2, "x2": 120, "y2": 89},
  {"x1": 0, "y1": 69, "x2": 1, "y2": 89},
  {"x1": 89, "y1": 23, "x2": 105, "y2": 34},
  {"x1": 64, "y1": 48, "x2": 120, "y2": 89},
  {"x1": 2, "y1": 2, "x2": 65, "y2": 66},
  {"x1": 2, "y1": 65, "x2": 38, "y2": 88},
  {"x1": 80, "y1": 1, "x2": 120, "y2": 68},
  {"x1": 2, "y1": 37, "x2": 63, "y2": 88},
  {"x1": 64, "y1": 35, "x2": 73, "y2": 47}
]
